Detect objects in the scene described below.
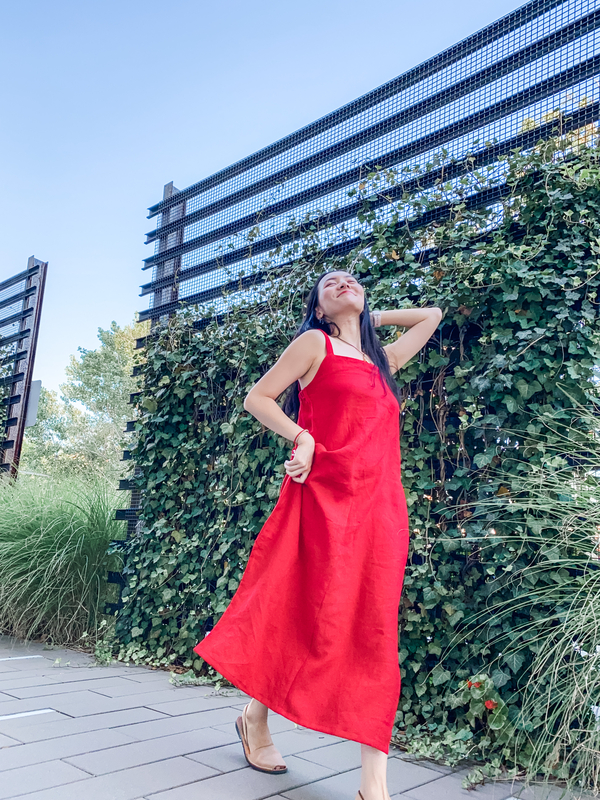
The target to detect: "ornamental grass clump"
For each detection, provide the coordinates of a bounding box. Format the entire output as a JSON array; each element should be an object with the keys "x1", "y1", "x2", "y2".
[
  {"x1": 0, "y1": 474, "x2": 123, "y2": 646},
  {"x1": 445, "y1": 399, "x2": 600, "y2": 790}
]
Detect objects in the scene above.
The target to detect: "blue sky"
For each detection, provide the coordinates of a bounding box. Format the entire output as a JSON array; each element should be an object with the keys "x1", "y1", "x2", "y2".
[{"x1": 0, "y1": 0, "x2": 523, "y2": 394}]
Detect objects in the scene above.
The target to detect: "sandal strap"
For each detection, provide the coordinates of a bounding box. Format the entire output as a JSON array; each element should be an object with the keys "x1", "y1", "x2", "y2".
[{"x1": 242, "y1": 704, "x2": 286, "y2": 769}]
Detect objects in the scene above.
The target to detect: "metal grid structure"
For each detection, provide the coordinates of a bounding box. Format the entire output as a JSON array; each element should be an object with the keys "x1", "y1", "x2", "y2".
[
  {"x1": 106, "y1": 0, "x2": 600, "y2": 615},
  {"x1": 139, "y1": 0, "x2": 600, "y2": 326},
  {"x1": 0, "y1": 257, "x2": 47, "y2": 479}
]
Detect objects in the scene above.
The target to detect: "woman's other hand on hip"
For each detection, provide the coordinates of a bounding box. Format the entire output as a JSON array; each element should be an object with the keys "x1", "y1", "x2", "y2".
[{"x1": 284, "y1": 435, "x2": 315, "y2": 483}]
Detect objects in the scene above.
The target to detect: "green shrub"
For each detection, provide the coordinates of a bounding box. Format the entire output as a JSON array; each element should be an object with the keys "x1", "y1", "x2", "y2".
[
  {"x1": 0, "y1": 475, "x2": 123, "y2": 646},
  {"x1": 114, "y1": 137, "x2": 600, "y2": 785}
]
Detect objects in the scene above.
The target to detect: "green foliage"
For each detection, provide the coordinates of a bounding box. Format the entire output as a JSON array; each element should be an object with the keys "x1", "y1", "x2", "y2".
[
  {"x1": 114, "y1": 136, "x2": 600, "y2": 784},
  {"x1": 21, "y1": 319, "x2": 147, "y2": 481},
  {"x1": 0, "y1": 475, "x2": 124, "y2": 645}
]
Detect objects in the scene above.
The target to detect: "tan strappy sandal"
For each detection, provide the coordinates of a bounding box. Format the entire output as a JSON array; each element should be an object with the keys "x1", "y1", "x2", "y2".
[{"x1": 234, "y1": 702, "x2": 288, "y2": 774}]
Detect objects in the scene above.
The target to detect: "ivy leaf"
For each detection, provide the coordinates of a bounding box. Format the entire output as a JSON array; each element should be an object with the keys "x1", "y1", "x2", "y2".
[
  {"x1": 503, "y1": 652, "x2": 525, "y2": 674},
  {"x1": 142, "y1": 397, "x2": 158, "y2": 413},
  {"x1": 491, "y1": 668, "x2": 511, "y2": 688},
  {"x1": 474, "y1": 450, "x2": 495, "y2": 468},
  {"x1": 431, "y1": 665, "x2": 451, "y2": 686}
]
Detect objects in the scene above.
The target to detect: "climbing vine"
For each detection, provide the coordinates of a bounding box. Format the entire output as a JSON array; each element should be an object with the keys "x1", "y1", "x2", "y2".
[{"x1": 113, "y1": 134, "x2": 600, "y2": 782}]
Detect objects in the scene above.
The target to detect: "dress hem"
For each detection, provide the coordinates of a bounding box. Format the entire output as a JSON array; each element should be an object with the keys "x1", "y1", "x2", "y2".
[{"x1": 193, "y1": 645, "x2": 392, "y2": 754}]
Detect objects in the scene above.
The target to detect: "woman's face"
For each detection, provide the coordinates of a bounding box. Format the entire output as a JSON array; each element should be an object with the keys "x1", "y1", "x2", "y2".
[{"x1": 315, "y1": 271, "x2": 365, "y2": 321}]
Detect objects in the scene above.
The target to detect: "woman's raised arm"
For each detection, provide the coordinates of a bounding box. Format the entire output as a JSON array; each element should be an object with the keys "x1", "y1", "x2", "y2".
[
  {"x1": 243, "y1": 328, "x2": 324, "y2": 444},
  {"x1": 377, "y1": 307, "x2": 443, "y2": 374}
]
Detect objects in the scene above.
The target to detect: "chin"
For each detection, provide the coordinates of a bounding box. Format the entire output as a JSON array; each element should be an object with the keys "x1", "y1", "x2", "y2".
[{"x1": 335, "y1": 297, "x2": 363, "y2": 314}]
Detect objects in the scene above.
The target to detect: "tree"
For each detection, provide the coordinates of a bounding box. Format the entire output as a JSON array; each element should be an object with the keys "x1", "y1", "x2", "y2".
[{"x1": 20, "y1": 318, "x2": 148, "y2": 480}]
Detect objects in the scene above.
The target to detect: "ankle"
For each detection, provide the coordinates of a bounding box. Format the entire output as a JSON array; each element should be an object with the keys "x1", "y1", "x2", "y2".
[{"x1": 245, "y1": 700, "x2": 268, "y2": 724}]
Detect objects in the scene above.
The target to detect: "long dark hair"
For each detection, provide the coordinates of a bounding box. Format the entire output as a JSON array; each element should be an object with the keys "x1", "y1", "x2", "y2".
[{"x1": 282, "y1": 270, "x2": 402, "y2": 419}]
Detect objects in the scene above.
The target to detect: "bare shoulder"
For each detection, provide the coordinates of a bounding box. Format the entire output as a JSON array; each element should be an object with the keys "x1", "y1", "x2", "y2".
[{"x1": 284, "y1": 328, "x2": 326, "y2": 358}]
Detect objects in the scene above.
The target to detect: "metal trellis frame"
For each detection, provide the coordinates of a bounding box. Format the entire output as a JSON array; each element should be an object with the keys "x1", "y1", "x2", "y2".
[
  {"x1": 0, "y1": 257, "x2": 47, "y2": 480},
  {"x1": 106, "y1": 0, "x2": 600, "y2": 615}
]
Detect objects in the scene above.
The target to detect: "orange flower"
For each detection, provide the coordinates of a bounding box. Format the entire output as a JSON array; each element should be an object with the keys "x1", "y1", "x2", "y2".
[
  {"x1": 473, "y1": 682, "x2": 481, "y2": 688},
  {"x1": 467, "y1": 680, "x2": 473, "y2": 688},
  {"x1": 485, "y1": 700, "x2": 498, "y2": 710}
]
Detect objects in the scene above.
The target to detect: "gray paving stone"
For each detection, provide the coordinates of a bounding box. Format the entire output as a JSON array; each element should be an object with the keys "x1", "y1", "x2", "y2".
[
  {"x1": 118, "y1": 670, "x2": 182, "y2": 685},
  {"x1": 145, "y1": 754, "x2": 335, "y2": 800},
  {"x1": 384, "y1": 757, "x2": 449, "y2": 794},
  {"x1": 0, "y1": 706, "x2": 166, "y2": 743},
  {"x1": 185, "y1": 741, "x2": 252, "y2": 773},
  {"x1": 4, "y1": 756, "x2": 217, "y2": 800},
  {"x1": 0, "y1": 711, "x2": 69, "y2": 732},
  {"x1": 391, "y1": 752, "x2": 453, "y2": 774},
  {"x1": 293, "y1": 740, "x2": 363, "y2": 770},
  {"x1": 64, "y1": 727, "x2": 237, "y2": 775},
  {"x1": 0, "y1": 693, "x2": 19, "y2": 704},
  {"x1": 91, "y1": 679, "x2": 213, "y2": 698},
  {"x1": 270, "y1": 729, "x2": 344, "y2": 757},
  {"x1": 283, "y1": 755, "x2": 442, "y2": 800},
  {"x1": 6, "y1": 677, "x2": 130, "y2": 699},
  {"x1": 0, "y1": 759, "x2": 89, "y2": 798},
  {"x1": 402, "y1": 771, "x2": 520, "y2": 800},
  {"x1": 0, "y1": 668, "x2": 139, "y2": 692},
  {"x1": 0, "y1": 657, "x2": 47, "y2": 667},
  {"x1": 0, "y1": 691, "x2": 102, "y2": 717},
  {"x1": 41, "y1": 687, "x2": 219, "y2": 717},
  {"x1": 0, "y1": 728, "x2": 135, "y2": 771},
  {"x1": 0, "y1": 732, "x2": 20, "y2": 747},
  {"x1": 0, "y1": 665, "x2": 22, "y2": 674},
  {"x1": 505, "y1": 787, "x2": 596, "y2": 800},
  {"x1": 145, "y1": 693, "x2": 250, "y2": 716},
  {"x1": 280, "y1": 767, "x2": 362, "y2": 800},
  {"x1": 119, "y1": 706, "x2": 239, "y2": 741}
]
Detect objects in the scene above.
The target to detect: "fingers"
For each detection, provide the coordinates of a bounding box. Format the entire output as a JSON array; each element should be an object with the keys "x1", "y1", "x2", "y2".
[
  {"x1": 284, "y1": 458, "x2": 312, "y2": 483},
  {"x1": 290, "y1": 470, "x2": 309, "y2": 483},
  {"x1": 284, "y1": 446, "x2": 314, "y2": 483}
]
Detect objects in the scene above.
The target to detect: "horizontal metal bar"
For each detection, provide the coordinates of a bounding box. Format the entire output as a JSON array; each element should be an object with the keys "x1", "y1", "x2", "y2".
[
  {"x1": 145, "y1": 55, "x2": 600, "y2": 271},
  {"x1": 141, "y1": 101, "x2": 600, "y2": 307},
  {"x1": 0, "y1": 307, "x2": 34, "y2": 330},
  {"x1": 140, "y1": 181, "x2": 512, "y2": 320},
  {"x1": 0, "y1": 286, "x2": 37, "y2": 314},
  {"x1": 106, "y1": 571, "x2": 126, "y2": 586},
  {"x1": 0, "y1": 351, "x2": 27, "y2": 367},
  {"x1": 0, "y1": 373, "x2": 24, "y2": 388},
  {"x1": 148, "y1": 9, "x2": 600, "y2": 245},
  {"x1": 1, "y1": 394, "x2": 21, "y2": 406},
  {"x1": 147, "y1": 0, "x2": 565, "y2": 218},
  {"x1": 0, "y1": 329, "x2": 31, "y2": 347},
  {"x1": 115, "y1": 509, "x2": 140, "y2": 520},
  {"x1": 0, "y1": 265, "x2": 39, "y2": 295}
]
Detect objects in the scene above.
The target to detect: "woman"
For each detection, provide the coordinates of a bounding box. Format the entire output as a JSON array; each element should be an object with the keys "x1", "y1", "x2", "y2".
[{"x1": 193, "y1": 269, "x2": 442, "y2": 800}]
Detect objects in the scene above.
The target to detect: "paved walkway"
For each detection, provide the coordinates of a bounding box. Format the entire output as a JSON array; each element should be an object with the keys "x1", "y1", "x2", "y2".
[{"x1": 0, "y1": 634, "x2": 581, "y2": 800}]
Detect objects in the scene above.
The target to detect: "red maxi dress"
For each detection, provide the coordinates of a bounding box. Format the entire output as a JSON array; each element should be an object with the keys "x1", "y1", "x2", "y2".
[{"x1": 193, "y1": 329, "x2": 410, "y2": 752}]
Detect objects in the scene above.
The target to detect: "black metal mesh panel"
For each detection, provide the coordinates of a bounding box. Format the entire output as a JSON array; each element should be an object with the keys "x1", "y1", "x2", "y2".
[{"x1": 139, "y1": 0, "x2": 600, "y2": 323}]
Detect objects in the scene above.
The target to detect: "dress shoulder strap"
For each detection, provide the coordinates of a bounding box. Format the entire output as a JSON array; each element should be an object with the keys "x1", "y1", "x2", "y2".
[{"x1": 319, "y1": 328, "x2": 334, "y2": 356}]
